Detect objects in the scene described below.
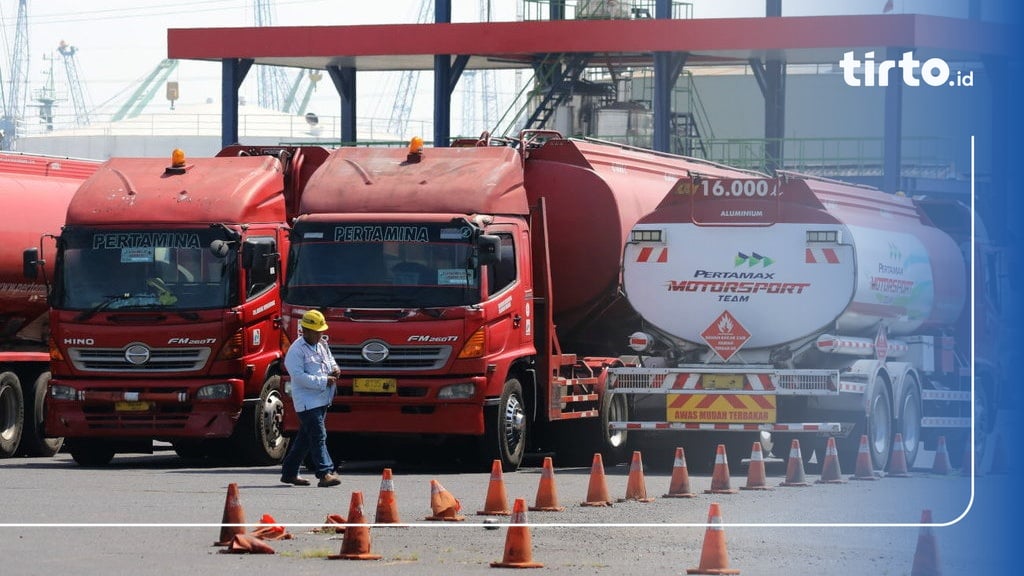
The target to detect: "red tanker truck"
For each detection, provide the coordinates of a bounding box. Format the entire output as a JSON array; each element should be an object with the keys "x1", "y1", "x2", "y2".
[
  {"x1": 37, "y1": 146, "x2": 329, "y2": 466},
  {"x1": 2, "y1": 151, "x2": 99, "y2": 458},
  {"x1": 280, "y1": 131, "x2": 762, "y2": 470},
  {"x1": 609, "y1": 172, "x2": 998, "y2": 473}
]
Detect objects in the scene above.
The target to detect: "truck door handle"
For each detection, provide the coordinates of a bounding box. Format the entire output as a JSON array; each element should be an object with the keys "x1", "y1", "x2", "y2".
[{"x1": 513, "y1": 314, "x2": 522, "y2": 328}]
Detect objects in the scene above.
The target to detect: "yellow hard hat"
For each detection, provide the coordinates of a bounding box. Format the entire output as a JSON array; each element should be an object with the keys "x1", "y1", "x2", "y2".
[{"x1": 300, "y1": 309, "x2": 329, "y2": 332}]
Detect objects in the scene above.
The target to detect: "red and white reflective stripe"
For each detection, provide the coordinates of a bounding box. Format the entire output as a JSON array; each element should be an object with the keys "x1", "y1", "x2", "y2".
[
  {"x1": 672, "y1": 374, "x2": 698, "y2": 389},
  {"x1": 839, "y1": 381, "x2": 866, "y2": 394},
  {"x1": 636, "y1": 247, "x2": 669, "y2": 263},
  {"x1": 680, "y1": 373, "x2": 774, "y2": 391},
  {"x1": 380, "y1": 478, "x2": 395, "y2": 492},
  {"x1": 562, "y1": 394, "x2": 596, "y2": 402},
  {"x1": 674, "y1": 453, "x2": 688, "y2": 468},
  {"x1": 921, "y1": 417, "x2": 971, "y2": 428},
  {"x1": 611, "y1": 421, "x2": 841, "y2": 432},
  {"x1": 805, "y1": 247, "x2": 840, "y2": 264},
  {"x1": 750, "y1": 446, "x2": 764, "y2": 461},
  {"x1": 922, "y1": 390, "x2": 971, "y2": 402},
  {"x1": 789, "y1": 444, "x2": 803, "y2": 459},
  {"x1": 771, "y1": 423, "x2": 841, "y2": 432}
]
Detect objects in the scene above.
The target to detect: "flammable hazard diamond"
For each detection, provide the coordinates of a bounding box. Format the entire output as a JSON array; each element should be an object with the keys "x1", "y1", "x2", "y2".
[{"x1": 700, "y1": 310, "x2": 750, "y2": 362}]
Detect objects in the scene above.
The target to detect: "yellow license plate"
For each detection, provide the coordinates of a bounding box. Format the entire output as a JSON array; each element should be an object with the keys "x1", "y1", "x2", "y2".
[
  {"x1": 702, "y1": 374, "x2": 744, "y2": 390},
  {"x1": 353, "y1": 378, "x2": 397, "y2": 394},
  {"x1": 114, "y1": 401, "x2": 153, "y2": 412}
]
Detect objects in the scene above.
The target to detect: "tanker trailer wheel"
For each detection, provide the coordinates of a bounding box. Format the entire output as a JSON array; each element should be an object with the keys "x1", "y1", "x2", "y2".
[
  {"x1": 840, "y1": 383, "x2": 893, "y2": 472},
  {"x1": 18, "y1": 372, "x2": 64, "y2": 457},
  {"x1": 232, "y1": 375, "x2": 289, "y2": 466},
  {"x1": 598, "y1": 392, "x2": 630, "y2": 465},
  {"x1": 895, "y1": 376, "x2": 922, "y2": 468},
  {"x1": 480, "y1": 378, "x2": 526, "y2": 472},
  {"x1": 0, "y1": 371, "x2": 24, "y2": 458}
]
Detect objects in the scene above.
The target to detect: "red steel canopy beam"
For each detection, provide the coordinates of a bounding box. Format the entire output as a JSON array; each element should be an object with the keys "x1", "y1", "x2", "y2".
[{"x1": 168, "y1": 15, "x2": 1012, "y2": 69}]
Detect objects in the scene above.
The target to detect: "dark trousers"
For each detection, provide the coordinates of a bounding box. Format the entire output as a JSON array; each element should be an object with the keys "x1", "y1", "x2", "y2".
[{"x1": 280, "y1": 404, "x2": 334, "y2": 478}]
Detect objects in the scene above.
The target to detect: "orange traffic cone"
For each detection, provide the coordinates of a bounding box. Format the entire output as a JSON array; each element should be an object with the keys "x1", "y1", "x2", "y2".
[
  {"x1": 314, "y1": 513, "x2": 347, "y2": 534},
  {"x1": 477, "y1": 459, "x2": 511, "y2": 516},
  {"x1": 425, "y1": 479, "x2": 465, "y2": 521},
  {"x1": 375, "y1": 468, "x2": 402, "y2": 523},
  {"x1": 930, "y1": 436, "x2": 952, "y2": 476},
  {"x1": 816, "y1": 437, "x2": 847, "y2": 484},
  {"x1": 663, "y1": 447, "x2": 696, "y2": 498},
  {"x1": 220, "y1": 533, "x2": 276, "y2": 554},
  {"x1": 704, "y1": 444, "x2": 737, "y2": 494},
  {"x1": 619, "y1": 450, "x2": 656, "y2": 502},
  {"x1": 251, "y1": 513, "x2": 293, "y2": 540},
  {"x1": 328, "y1": 491, "x2": 383, "y2": 560},
  {"x1": 910, "y1": 509, "x2": 941, "y2": 576},
  {"x1": 213, "y1": 483, "x2": 246, "y2": 546},
  {"x1": 581, "y1": 453, "x2": 614, "y2": 507},
  {"x1": 530, "y1": 456, "x2": 565, "y2": 512},
  {"x1": 686, "y1": 503, "x2": 740, "y2": 575},
  {"x1": 741, "y1": 442, "x2": 772, "y2": 491},
  {"x1": 779, "y1": 439, "x2": 810, "y2": 487},
  {"x1": 887, "y1": 433, "x2": 912, "y2": 478},
  {"x1": 490, "y1": 498, "x2": 543, "y2": 569},
  {"x1": 850, "y1": 435, "x2": 878, "y2": 480}
]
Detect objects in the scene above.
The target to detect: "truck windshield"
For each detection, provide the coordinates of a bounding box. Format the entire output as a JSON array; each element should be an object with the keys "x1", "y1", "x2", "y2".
[
  {"x1": 285, "y1": 222, "x2": 480, "y2": 308},
  {"x1": 55, "y1": 227, "x2": 236, "y2": 311}
]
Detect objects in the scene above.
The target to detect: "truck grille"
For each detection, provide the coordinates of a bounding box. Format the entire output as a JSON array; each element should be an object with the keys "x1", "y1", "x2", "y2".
[
  {"x1": 330, "y1": 345, "x2": 452, "y2": 371},
  {"x1": 69, "y1": 347, "x2": 212, "y2": 372}
]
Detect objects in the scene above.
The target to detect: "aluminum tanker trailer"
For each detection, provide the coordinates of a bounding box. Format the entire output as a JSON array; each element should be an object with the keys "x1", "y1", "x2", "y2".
[{"x1": 608, "y1": 172, "x2": 997, "y2": 473}]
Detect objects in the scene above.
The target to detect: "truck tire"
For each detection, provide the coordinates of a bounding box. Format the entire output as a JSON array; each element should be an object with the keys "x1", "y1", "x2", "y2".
[
  {"x1": 554, "y1": 391, "x2": 631, "y2": 467},
  {"x1": 0, "y1": 371, "x2": 24, "y2": 458},
  {"x1": 599, "y1": 392, "x2": 630, "y2": 465},
  {"x1": 18, "y1": 373, "x2": 64, "y2": 457},
  {"x1": 480, "y1": 378, "x2": 526, "y2": 472},
  {"x1": 69, "y1": 440, "x2": 116, "y2": 466},
  {"x1": 840, "y1": 383, "x2": 892, "y2": 472},
  {"x1": 895, "y1": 377, "x2": 921, "y2": 468},
  {"x1": 232, "y1": 375, "x2": 289, "y2": 466}
]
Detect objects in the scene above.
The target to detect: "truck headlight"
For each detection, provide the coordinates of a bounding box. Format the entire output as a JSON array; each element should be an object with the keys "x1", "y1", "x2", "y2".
[
  {"x1": 196, "y1": 383, "x2": 233, "y2": 400},
  {"x1": 438, "y1": 382, "x2": 475, "y2": 399},
  {"x1": 50, "y1": 385, "x2": 77, "y2": 401}
]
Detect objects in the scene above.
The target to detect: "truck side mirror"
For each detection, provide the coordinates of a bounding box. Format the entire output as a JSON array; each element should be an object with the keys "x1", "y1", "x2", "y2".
[
  {"x1": 477, "y1": 235, "x2": 500, "y2": 267},
  {"x1": 209, "y1": 240, "x2": 231, "y2": 258},
  {"x1": 23, "y1": 248, "x2": 39, "y2": 280}
]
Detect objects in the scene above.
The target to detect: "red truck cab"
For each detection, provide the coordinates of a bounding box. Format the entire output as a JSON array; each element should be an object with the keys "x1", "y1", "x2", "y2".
[{"x1": 45, "y1": 146, "x2": 328, "y2": 466}]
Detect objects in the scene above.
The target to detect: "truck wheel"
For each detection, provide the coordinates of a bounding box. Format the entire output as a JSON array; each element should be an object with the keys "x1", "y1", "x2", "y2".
[
  {"x1": 895, "y1": 378, "x2": 921, "y2": 468},
  {"x1": 18, "y1": 373, "x2": 64, "y2": 457},
  {"x1": 841, "y1": 383, "x2": 893, "y2": 472},
  {"x1": 69, "y1": 440, "x2": 115, "y2": 466},
  {"x1": 599, "y1": 392, "x2": 629, "y2": 465},
  {"x1": 232, "y1": 375, "x2": 289, "y2": 466},
  {"x1": 481, "y1": 378, "x2": 526, "y2": 471},
  {"x1": 0, "y1": 371, "x2": 24, "y2": 458}
]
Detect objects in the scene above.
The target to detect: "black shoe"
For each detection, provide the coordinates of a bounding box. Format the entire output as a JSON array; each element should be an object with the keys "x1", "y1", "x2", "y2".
[
  {"x1": 317, "y1": 473, "x2": 341, "y2": 487},
  {"x1": 280, "y1": 476, "x2": 311, "y2": 486}
]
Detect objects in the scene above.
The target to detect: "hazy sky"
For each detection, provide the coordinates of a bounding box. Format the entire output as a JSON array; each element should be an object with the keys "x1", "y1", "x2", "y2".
[{"x1": 0, "y1": 0, "x2": 982, "y2": 126}]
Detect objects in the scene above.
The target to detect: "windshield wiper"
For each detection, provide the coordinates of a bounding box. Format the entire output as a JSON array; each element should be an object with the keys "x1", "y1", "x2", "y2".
[{"x1": 75, "y1": 293, "x2": 135, "y2": 322}]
